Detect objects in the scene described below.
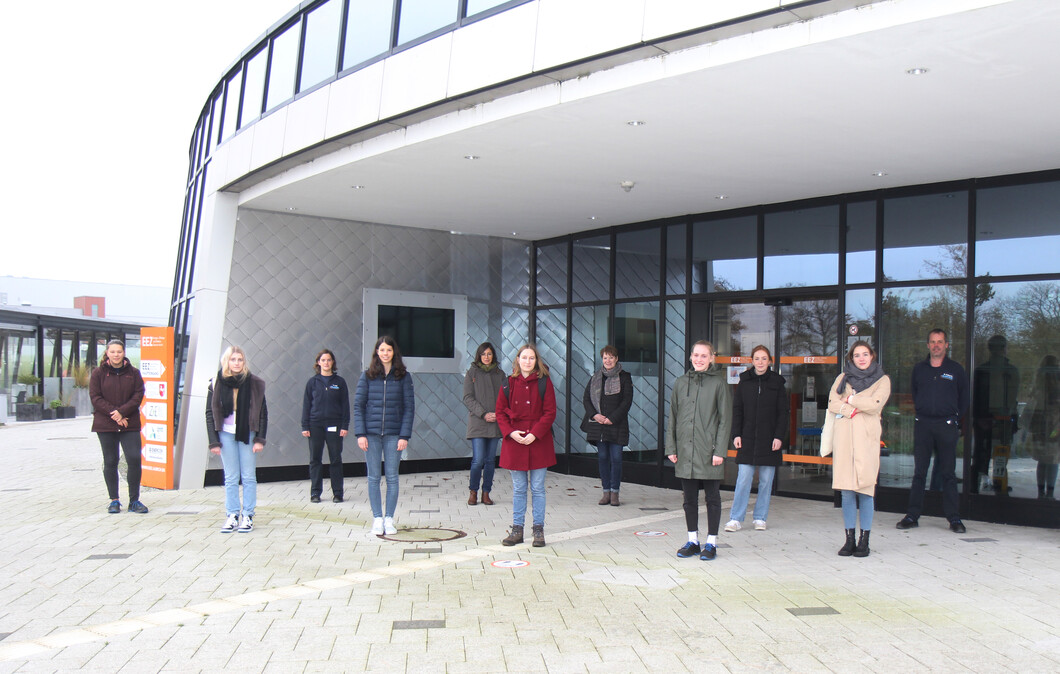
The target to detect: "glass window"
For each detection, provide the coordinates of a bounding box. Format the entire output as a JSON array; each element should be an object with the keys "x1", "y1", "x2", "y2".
[
  {"x1": 397, "y1": 0, "x2": 456, "y2": 45},
  {"x1": 535, "y1": 308, "x2": 567, "y2": 443},
  {"x1": 570, "y1": 305, "x2": 609, "y2": 454},
  {"x1": 240, "y1": 49, "x2": 268, "y2": 128},
  {"x1": 615, "y1": 301, "x2": 660, "y2": 461},
  {"x1": 467, "y1": 0, "x2": 510, "y2": 16},
  {"x1": 572, "y1": 234, "x2": 609, "y2": 303},
  {"x1": 844, "y1": 288, "x2": 876, "y2": 354},
  {"x1": 665, "y1": 223, "x2": 686, "y2": 295},
  {"x1": 536, "y1": 242, "x2": 567, "y2": 306},
  {"x1": 266, "y1": 22, "x2": 300, "y2": 110},
  {"x1": 764, "y1": 206, "x2": 839, "y2": 288},
  {"x1": 220, "y1": 69, "x2": 241, "y2": 141},
  {"x1": 884, "y1": 192, "x2": 968, "y2": 281},
  {"x1": 615, "y1": 228, "x2": 660, "y2": 299},
  {"x1": 691, "y1": 216, "x2": 756, "y2": 292},
  {"x1": 976, "y1": 181, "x2": 1060, "y2": 278},
  {"x1": 300, "y1": 0, "x2": 342, "y2": 91},
  {"x1": 879, "y1": 285, "x2": 967, "y2": 489},
  {"x1": 847, "y1": 201, "x2": 876, "y2": 284},
  {"x1": 344, "y1": 0, "x2": 394, "y2": 69}
]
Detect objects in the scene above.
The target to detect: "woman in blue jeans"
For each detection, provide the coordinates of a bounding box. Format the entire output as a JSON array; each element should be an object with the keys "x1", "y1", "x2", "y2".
[
  {"x1": 463, "y1": 342, "x2": 506, "y2": 506},
  {"x1": 581, "y1": 345, "x2": 634, "y2": 506},
  {"x1": 206, "y1": 345, "x2": 268, "y2": 533},
  {"x1": 354, "y1": 336, "x2": 415, "y2": 536},
  {"x1": 725, "y1": 345, "x2": 789, "y2": 532}
]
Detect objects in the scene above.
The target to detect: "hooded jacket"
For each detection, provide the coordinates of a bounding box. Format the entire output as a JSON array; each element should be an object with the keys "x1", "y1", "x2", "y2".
[
  {"x1": 301, "y1": 373, "x2": 351, "y2": 431},
  {"x1": 463, "y1": 363, "x2": 506, "y2": 440},
  {"x1": 666, "y1": 364, "x2": 732, "y2": 480},
  {"x1": 731, "y1": 368, "x2": 789, "y2": 467},
  {"x1": 89, "y1": 357, "x2": 145, "y2": 433}
]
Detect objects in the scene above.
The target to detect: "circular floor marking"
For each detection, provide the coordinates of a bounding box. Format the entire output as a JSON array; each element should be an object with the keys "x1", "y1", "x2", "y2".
[
  {"x1": 491, "y1": 560, "x2": 530, "y2": 568},
  {"x1": 634, "y1": 530, "x2": 668, "y2": 537},
  {"x1": 380, "y1": 527, "x2": 467, "y2": 543}
]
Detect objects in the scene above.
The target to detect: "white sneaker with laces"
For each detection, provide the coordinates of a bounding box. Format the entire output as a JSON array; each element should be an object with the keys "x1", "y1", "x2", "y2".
[
  {"x1": 753, "y1": 520, "x2": 767, "y2": 531},
  {"x1": 371, "y1": 517, "x2": 384, "y2": 535},
  {"x1": 237, "y1": 515, "x2": 253, "y2": 533},
  {"x1": 724, "y1": 520, "x2": 741, "y2": 532},
  {"x1": 221, "y1": 514, "x2": 239, "y2": 533},
  {"x1": 384, "y1": 517, "x2": 397, "y2": 535}
]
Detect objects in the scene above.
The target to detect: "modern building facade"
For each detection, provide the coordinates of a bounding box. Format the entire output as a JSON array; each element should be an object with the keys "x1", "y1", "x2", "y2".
[{"x1": 171, "y1": 0, "x2": 1060, "y2": 527}]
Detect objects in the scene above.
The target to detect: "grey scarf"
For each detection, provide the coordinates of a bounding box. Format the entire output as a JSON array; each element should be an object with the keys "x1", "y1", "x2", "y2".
[{"x1": 589, "y1": 363, "x2": 624, "y2": 414}]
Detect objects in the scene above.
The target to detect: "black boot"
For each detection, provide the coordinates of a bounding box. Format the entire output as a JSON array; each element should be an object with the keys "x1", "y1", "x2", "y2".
[
  {"x1": 853, "y1": 530, "x2": 871, "y2": 557},
  {"x1": 838, "y1": 529, "x2": 856, "y2": 556}
]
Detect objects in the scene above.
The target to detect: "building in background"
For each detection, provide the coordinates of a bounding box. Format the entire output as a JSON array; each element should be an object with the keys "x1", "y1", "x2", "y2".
[{"x1": 170, "y1": 0, "x2": 1060, "y2": 527}]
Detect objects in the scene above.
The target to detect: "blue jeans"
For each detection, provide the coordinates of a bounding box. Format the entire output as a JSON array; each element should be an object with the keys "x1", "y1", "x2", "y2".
[
  {"x1": 365, "y1": 435, "x2": 400, "y2": 518},
  {"x1": 511, "y1": 468, "x2": 547, "y2": 526},
  {"x1": 841, "y1": 490, "x2": 874, "y2": 530},
  {"x1": 729, "y1": 464, "x2": 776, "y2": 522},
  {"x1": 219, "y1": 431, "x2": 257, "y2": 516},
  {"x1": 469, "y1": 437, "x2": 499, "y2": 492},
  {"x1": 597, "y1": 441, "x2": 623, "y2": 492}
]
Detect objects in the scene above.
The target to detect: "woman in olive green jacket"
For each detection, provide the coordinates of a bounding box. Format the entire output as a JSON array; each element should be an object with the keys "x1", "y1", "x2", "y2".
[{"x1": 666, "y1": 341, "x2": 733, "y2": 561}]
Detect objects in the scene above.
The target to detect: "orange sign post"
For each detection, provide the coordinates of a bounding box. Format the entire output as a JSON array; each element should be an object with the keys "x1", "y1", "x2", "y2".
[{"x1": 139, "y1": 327, "x2": 175, "y2": 489}]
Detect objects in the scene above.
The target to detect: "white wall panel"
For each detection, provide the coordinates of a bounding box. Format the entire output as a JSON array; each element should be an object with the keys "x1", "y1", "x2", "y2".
[
  {"x1": 223, "y1": 127, "x2": 255, "y2": 186},
  {"x1": 379, "y1": 34, "x2": 453, "y2": 120},
  {"x1": 533, "y1": 0, "x2": 646, "y2": 71},
  {"x1": 642, "y1": 0, "x2": 781, "y2": 41},
  {"x1": 448, "y1": 3, "x2": 539, "y2": 97},
  {"x1": 249, "y1": 107, "x2": 288, "y2": 172},
  {"x1": 283, "y1": 86, "x2": 330, "y2": 156},
  {"x1": 324, "y1": 61, "x2": 385, "y2": 138}
]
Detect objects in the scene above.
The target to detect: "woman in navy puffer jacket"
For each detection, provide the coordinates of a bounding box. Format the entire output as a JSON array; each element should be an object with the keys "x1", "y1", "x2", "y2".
[{"x1": 354, "y1": 336, "x2": 415, "y2": 536}]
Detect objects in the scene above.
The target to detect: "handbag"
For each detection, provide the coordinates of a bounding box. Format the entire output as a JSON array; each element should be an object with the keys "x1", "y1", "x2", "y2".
[{"x1": 820, "y1": 411, "x2": 836, "y2": 457}]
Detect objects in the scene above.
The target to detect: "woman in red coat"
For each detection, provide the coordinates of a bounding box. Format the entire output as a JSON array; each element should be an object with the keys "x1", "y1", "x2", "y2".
[{"x1": 497, "y1": 344, "x2": 557, "y2": 548}]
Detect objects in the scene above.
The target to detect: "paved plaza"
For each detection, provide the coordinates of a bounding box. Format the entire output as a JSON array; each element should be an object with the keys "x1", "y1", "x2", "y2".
[{"x1": 0, "y1": 418, "x2": 1058, "y2": 673}]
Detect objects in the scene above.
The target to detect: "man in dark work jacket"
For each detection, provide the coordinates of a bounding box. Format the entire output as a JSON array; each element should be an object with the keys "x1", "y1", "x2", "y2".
[{"x1": 897, "y1": 328, "x2": 969, "y2": 534}]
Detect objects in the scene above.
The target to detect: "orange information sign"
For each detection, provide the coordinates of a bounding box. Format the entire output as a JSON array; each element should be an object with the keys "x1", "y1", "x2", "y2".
[
  {"x1": 139, "y1": 327, "x2": 174, "y2": 489},
  {"x1": 715, "y1": 356, "x2": 752, "y2": 365},
  {"x1": 778, "y1": 356, "x2": 838, "y2": 364}
]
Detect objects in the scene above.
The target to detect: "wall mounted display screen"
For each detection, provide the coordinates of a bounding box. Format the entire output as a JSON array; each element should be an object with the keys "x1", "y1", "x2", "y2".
[{"x1": 362, "y1": 289, "x2": 468, "y2": 374}]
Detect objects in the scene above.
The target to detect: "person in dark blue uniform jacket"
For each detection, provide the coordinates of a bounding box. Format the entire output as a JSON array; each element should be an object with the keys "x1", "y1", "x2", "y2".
[
  {"x1": 897, "y1": 329, "x2": 969, "y2": 534},
  {"x1": 354, "y1": 336, "x2": 415, "y2": 536},
  {"x1": 301, "y1": 348, "x2": 350, "y2": 504}
]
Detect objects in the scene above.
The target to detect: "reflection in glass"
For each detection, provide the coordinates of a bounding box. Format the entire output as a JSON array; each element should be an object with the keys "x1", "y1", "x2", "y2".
[
  {"x1": 616, "y1": 302, "x2": 660, "y2": 461},
  {"x1": 536, "y1": 242, "x2": 567, "y2": 306},
  {"x1": 883, "y1": 192, "x2": 968, "y2": 281},
  {"x1": 846, "y1": 201, "x2": 876, "y2": 284},
  {"x1": 615, "y1": 229, "x2": 660, "y2": 299},
  {"x1": 879, "y1": 285, "x2": 967, "y2": 488},
  {"x1": 467, "y1": 0, "x2": 510, "y2": 15},
  {"x1": 397, "y1": 0, "x2": 456, "y2": 44},
  {"x1": 267, "y1": 23, "x2": 300, "y2": 110},
  {"x1": 691, "y1": 216, "x2": 756, "y2": 292},
  {"x1": 665, "y1": 223, "x2": 686, "y2": 295},
  {"x1": 300, "y1": 0, "x2": 342, "y2": 91},
  {"x1": 220, "y1": 70, "x2": 242, "y2": 141},
  {"x1": 344, "y1": 0, "x2": 394, "y2": 69},
  {"x1": 764, "y1": 206, "x2": 839, "y2": 288},
  {"x1": 571, "y1": 234, "x2": 609, "y2": 303},
  {"x1": 976, "y1": 181, "x2": 1060, "y2": 277},
  {"x1": 844, "y1": 288, "x2": 876, "y2": 354},
  {"x1": 240, "y1": 50, "x2": 268, "y2": 128},
  {"x1": 570, "y1": 306, "x2": 609, "y2": 454}
]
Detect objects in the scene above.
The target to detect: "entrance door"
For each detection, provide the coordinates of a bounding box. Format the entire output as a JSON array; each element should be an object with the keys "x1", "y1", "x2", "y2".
[{"x1": 694, "y1": 296, "x2": 840, "y2": 499}]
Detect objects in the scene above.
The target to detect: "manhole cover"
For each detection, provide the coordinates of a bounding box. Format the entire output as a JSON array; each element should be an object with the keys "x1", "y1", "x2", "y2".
[{"x1": 381, "y1": 527, "x2": 466, "y2": 543}]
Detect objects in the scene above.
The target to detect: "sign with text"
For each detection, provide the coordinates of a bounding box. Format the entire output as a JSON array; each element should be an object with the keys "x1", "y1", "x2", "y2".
[{"x1": 139, "y1": 327, "x2": 174, "y2": 489}]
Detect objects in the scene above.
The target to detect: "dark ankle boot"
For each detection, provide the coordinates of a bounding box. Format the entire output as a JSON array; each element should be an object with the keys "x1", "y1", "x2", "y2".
[
  {"x1": 838, "y1": 529, "x2": 856, "y2": 556},
  {"x1": 468, "y1": 490, "x2": 478, "y2": 506},
  {"x1": 501, "y1": 525, "x2": 523, "y2": 546},
  {"x1": 532, "y1": 524, "x2": 545, "y2": 547},
  {"x1": 853, "y1": 530, "x2": 871, "y2": 557},
  {"x1": 599, "y1": 492, "x2": 611, "y2": 505}
]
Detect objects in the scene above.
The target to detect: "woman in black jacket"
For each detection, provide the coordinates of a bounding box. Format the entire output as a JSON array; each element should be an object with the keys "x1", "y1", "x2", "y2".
[
  {"x1": 582, "y1": 345, "x2": 634, "y2": 506},
  {"x1": 725, "y1": 345, "x2": 789, "y2": 531},
  {"x1": 301, "y1": 348, "x2": 350, "y2": 504},
  {"x1": 90, "y1": 339, "x2": 147, "y2": 515}
]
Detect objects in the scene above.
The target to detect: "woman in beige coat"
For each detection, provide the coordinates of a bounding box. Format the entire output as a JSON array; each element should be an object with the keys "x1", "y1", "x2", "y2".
[{"x1": 828, "y1": 340, "x2": 890, "y2": 558}]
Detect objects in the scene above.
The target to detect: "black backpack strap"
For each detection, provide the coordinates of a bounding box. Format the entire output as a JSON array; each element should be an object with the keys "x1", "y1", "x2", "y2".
[{"x1": 501, "y1": 376, "x2": 546, "y2": 403}]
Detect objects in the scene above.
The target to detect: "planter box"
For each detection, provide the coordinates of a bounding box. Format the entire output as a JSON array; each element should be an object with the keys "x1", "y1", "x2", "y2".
[
  {"x1": 41, "y1": 408, "x2": 56, "y2": 420},
  {"x1": 16, "y1": 404, "x2": 42, "y2": 422},
  {"x1": 74, "y1": 388, "x2": 92, "y2": 417},
  {"x1": 56, "y1": 406, "x2": 76, "y2": 419}
]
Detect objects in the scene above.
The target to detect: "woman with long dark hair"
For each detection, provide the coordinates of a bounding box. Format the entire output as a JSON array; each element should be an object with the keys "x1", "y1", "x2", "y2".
[
  {"x1": 463, "y1": 341, "x2": 505, "y2": 506},
  {"x1": 206, "y1": 345, "x2": 268, "y2": 533},
  {"x1": 828, "y1": 340, "x2": 890, "y2": 557},
  {"x1": 301, "y1": 348, "x2": 350, "y2": 503},
  {"x1": 354, "y1": 336, "x2": 415, "y2": 535},
  {"x1": 90, "y1": 339, "x2": 147, "y2": 514}
]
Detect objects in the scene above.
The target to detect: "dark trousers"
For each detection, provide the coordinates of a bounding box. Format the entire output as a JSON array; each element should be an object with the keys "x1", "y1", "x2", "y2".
[
  {"x1": 907, "y1": 419, "x2": 961, "y2": 521},
  {"x1": 681, "y1": 478, "x2": 721, "y2": 536},
  {"x1": 98, "y1": 431, "x2": 141, "y2": 501},
  {"x1": 308, "y1": 426, "x2": 344, "y2": 497}
]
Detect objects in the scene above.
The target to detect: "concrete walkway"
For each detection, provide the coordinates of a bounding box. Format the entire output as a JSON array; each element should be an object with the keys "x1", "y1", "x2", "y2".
[{"x1": 0, "y1": 418, "x2": 1058, "y2": 672}]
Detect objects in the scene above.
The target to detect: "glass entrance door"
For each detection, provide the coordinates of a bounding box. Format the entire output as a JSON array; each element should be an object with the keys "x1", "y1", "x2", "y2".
[{"x1": 699, "y1": 296, "x2": 841, "y2": 499}]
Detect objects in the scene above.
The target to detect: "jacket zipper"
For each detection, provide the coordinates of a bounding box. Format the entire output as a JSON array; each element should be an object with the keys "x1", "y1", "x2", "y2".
[{"x1": 381, "y1": 375, "x2": 387, "y2": 433}]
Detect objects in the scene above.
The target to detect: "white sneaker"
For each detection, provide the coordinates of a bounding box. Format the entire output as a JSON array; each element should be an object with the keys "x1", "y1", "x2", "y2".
[
  {"x1": 371, "y1": 517, "x2": 384, "y2": 535},
  {"x1": 237, "y1": 515, "x2": 253, "y2": 533},
  {"x1": 221, "y1": 514, "x2": 239, "y2": 533},
  {"x1": 753, "y1": 520, "x2": 767, "y2": 531},
  {"x1": 384, "y1": 517, "x2": 397, "y2": 535},
  {"x1": 724, "y1": 520, "x2": 741, "y2": 532}
]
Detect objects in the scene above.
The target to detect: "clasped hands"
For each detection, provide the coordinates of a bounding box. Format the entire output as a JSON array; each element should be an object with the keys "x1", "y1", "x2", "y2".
[{"x1": 509, "y1": 430, "x2": 537, "y2": 445}]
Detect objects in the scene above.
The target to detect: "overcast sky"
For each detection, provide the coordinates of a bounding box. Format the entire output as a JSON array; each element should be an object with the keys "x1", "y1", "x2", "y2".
[{"x1": 2, "y1": 0, "x2": 298, "y2": 288}]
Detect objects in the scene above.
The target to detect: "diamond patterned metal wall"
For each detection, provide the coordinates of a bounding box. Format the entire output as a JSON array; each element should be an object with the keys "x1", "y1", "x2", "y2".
[
  {"x1": 572, "y1": 237, "x2": 609, "y2": 303},
  {"x1": 212, "y1": 209, "x2": 529, "y2": 470},
  {"x1": 663, "y1": 299, "x2": 687, "y2": 435},
  {"x1": 534, "y1": 308, "x2": 567, "y2": 448},
  {"x1": 535, "y1": 242, "x2": 567, "y2": 306}
]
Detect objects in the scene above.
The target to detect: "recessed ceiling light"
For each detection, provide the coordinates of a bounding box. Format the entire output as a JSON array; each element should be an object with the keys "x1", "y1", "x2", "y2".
[
  {"x1": 715, "y1": 195, "x2": 727, "y2": 200},
  {"x1": 872, "y1": 171, "x2": 887, "y2": 177},
  {"x1": 464, "y1": 154, "x2": 480, "y2": 160},
  {"x1": 626, "y1": 120, "x2": 646, "y2": 126},
  {"x1": 350, "y1": 185, "x2": 365, "y2": 189},
  {"x1": 286, "y1": 206, "x2": 298, "y2": 211},
  {"x1": 906, "y1": 67, "x2": 929, "y2": 75},
  {"x1": 511, "y1": 231, "x2": 518, "y2": 236},
  {"x1": 588, "y1": 216, "x2": 597, "y2": 220}
]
